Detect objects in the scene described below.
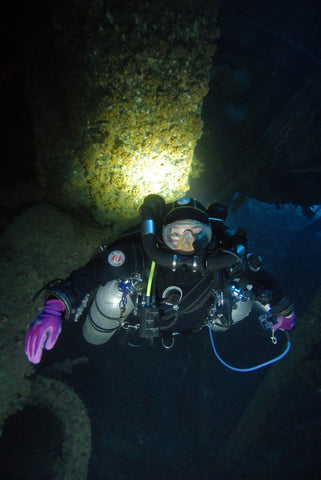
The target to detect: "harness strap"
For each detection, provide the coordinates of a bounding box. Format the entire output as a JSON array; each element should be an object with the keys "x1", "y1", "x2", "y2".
[
  {"x1": 180, "y1": 276, "x2": 217, "y2": 314},
  {"x1": 160, "y1": 272, "x2": 217, "y2": 325}
]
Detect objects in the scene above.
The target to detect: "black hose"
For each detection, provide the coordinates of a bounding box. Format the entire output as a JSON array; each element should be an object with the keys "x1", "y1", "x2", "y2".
[
  {"x1": 159, "y1": 311, "x2": 180, "y2": 331},
  {"x1": 207, "y1": 250, "x2": 242, "y2": 271}
]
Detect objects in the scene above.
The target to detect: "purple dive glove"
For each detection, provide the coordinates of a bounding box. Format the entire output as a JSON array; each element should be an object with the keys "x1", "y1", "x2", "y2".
[
  {"x1": 25, "y1": 299, "x2": 65, "y2": 364},
  {"x1": 272, "y1": 311, "x2": 296, "y2": 331}
]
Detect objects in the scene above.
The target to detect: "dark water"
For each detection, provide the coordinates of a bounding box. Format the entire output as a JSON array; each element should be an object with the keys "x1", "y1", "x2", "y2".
[
  {"x1": 37, "y1": 270, "x2": 321, "y2": 480},
  {"x1": 43, "y1": 320, "x2": 271, "y2": 479}
]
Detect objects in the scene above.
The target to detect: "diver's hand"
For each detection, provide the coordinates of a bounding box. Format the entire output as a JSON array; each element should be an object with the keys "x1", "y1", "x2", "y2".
[
  {"x1": 272, "y1": 311, "x2": 295, "y2": 331},
  {"x1": 24, "y1": 299, "x2": 64, "y2": 364}
]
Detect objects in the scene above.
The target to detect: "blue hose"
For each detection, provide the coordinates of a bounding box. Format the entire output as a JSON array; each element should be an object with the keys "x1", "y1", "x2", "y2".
[{"x1": 208, "y1": 324, "x2": 291, "y2": 372}]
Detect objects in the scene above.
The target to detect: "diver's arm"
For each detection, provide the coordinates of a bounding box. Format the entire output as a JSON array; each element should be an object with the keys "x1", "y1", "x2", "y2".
[
  {"x1": 44, "y1": 251, "x2": 114, "y2": 321},
  {"x1": 24, "y1": 254, "x2": 109, "y2": 364},
  {"x1": 247, "y1": 268, "x2": 295, "y2": 319},
  {"x1": 45, "y1": 239, "x2": 145, "y2": 321}
]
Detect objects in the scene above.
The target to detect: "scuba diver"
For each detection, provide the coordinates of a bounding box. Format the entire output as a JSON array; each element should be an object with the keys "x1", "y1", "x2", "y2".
[{"x1": 25, "y1": 195, "x2": 295, "y2": 370}]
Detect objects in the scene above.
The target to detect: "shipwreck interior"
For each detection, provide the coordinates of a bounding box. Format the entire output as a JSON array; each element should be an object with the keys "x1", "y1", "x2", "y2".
[{"x1": 0, "y1": 1, "x2": 320, "y2": 479}]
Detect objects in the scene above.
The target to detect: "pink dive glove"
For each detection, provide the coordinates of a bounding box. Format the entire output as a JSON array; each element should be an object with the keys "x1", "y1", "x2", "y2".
[
  {"x1": 272, "y1": 311, "x2": 295, "y2": 331},
  {"x1": 25, "y1": 299, "x2": 65, "y2": 364}
]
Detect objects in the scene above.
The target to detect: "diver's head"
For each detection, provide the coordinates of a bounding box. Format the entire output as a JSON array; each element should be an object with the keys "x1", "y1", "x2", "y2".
[{"x1": 162, "y1": 197, "x2": 212, "y2": 253}]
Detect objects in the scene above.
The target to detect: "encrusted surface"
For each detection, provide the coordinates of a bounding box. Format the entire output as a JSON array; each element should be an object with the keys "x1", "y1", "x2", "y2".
[
  {"x1": 29, "y1": 0, "x2": 220, "y2": 230},
  {"x1": 0, "y1": 203, "x2": 108, "y2": 477}
]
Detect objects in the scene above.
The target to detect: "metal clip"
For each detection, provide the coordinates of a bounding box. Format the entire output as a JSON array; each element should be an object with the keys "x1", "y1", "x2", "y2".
[{"x1": 270, "y1": 329, "x2": 277, "y2": 344}]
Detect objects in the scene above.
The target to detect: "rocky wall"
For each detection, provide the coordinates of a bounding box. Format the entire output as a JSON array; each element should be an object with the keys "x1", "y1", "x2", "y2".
[
  {"x1": 28, "y1": 0, "x2": 220, "y2": 232},
  {"x1": 0, "y1": 203, "x2": 108, "y2": 478},
  {"x1": 219, "y1": 70, "x2": 321, "y2": 208}
]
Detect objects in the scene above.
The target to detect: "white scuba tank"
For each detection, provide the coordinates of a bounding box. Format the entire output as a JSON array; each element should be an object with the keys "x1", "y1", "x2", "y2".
[
  {"x1": 210, "y1": 298, "x2": 253, "y2": 332},
  {"x1": 209, "y1": 282, "x2": 253, "y2": 332},
  {"x1": 231, "y1": 297, "x2": 253, "y2": 323},
  {"x1": 82, "y1": 280, "x2": 135, "y2": 345}
]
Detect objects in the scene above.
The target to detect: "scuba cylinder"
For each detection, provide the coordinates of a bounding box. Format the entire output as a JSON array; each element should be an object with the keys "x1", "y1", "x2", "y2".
[
  {"x1": 207, "y1": 280, "x2": 254, "y2": 332},
  {"x1": 82, "y1": 280, "x2": 135, "y2": 345}
]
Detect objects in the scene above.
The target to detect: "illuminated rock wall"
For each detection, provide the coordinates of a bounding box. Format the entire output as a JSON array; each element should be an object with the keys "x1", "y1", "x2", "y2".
[{"x1": 29, "y1": 0, "x2": 220, "y2": 231}]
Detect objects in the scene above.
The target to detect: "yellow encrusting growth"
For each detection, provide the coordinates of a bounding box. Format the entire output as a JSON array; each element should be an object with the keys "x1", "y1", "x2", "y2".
[{"x1": 30, "y1": 0, "x2": 221, "y2": 232}]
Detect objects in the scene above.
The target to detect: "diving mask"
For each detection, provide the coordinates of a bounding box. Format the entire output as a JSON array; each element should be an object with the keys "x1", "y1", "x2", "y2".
[{"x1": 162, "y1": 220, "x2": 212, "y2": 253}]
